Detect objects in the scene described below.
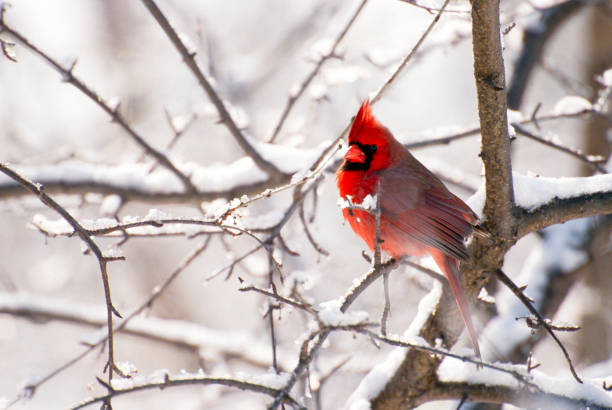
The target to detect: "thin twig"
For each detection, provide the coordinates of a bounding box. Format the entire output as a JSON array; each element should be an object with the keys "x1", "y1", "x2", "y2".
[
  {"x1": 239, "y1": 284, "x2": 316, "y2": 314},
  {"x1": 267, "y1": 0, "x2": 369, "y2": 143},
  {"x1": 8, "y1": 238, "x2": 211, "y2": 405},
  {"x1": 0, "y1": 162, "x2": 121, "y2": 384},
  {"x1": 139, "y1": 0, "x2": 283, "y2": 179},
  {"x1": 373, "y1": 180, "x2": 391, "y2": 335},
  {"x1": 70, "y1": 374, "x2": 304, "y2": 410},
  {"x1": 371, "y1": 0, "x2": 451, "y2": 105},
  {"x1": 513, "y1": 123, "x2": 608, "y2": 173},
  {"x1": 268, "y1": 258, "x2": 399, "y2": 409},
  {"x1": 0, "y1": 9, "x2": 197, "y2": 193},
  {"x1": 381, "y1": 272, "x2": 391, "y2": 336},
  {"x1": 299, "y1": 203, "x2": 329, "y2": 256},
  {"x1": 396, "y1": 0, "x2": 469, "y2": 14},
  {"x1": 495, "y1": 268, "x2": 582, "y2": 383}
]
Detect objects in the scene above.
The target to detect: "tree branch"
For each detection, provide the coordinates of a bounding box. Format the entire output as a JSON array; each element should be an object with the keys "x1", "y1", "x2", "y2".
[
  {"x1": 0, "y1": 8, "x2": 197, "y2": 193},
  {"x1": 0, "y1": 162, "x2": 121, "y2": 384},
  {"x1": 267, "y1": 0, "x2": 369, "y2": 143},
  {"x1": 517, "y1": 190, "x2": 612, "y2": 238},
  {"x1": 139, "y1": 0, "x2": 284, "y2": 179},
  {"x1": 71, "y1": 373, "x2": 303, "y2": 410},
  {"x1": 472, "y1": 0, "x2": 514, "y2": 239}
]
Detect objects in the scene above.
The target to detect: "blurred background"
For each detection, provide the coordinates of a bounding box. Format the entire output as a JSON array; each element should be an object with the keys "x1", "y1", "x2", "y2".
[{"x1": 0, "y1": 0, "x2": 610, "y2": 409}]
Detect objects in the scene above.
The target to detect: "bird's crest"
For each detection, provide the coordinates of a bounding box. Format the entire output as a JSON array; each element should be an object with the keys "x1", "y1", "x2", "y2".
[{"x1": 348, "y1": 99, "x2": 377, "y2": 143}]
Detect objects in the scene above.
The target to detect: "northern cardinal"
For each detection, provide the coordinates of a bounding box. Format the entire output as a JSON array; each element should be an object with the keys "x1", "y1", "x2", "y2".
[{"x1": 336, "y1": 99, "x2": 481, "y2": 359}]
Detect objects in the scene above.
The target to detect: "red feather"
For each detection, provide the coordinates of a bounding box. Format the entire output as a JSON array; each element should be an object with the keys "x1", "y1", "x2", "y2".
[{"x1": 337, "y1": 99, "x2": 481, "y2": 359}]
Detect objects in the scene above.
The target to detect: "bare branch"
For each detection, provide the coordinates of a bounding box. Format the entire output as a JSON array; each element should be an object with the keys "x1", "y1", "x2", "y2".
[
  {"x1": 0, "y1": 162, "x2": 120, "y2": 383},
  {"x1": 370, "y1": 0, "x2": 451, "y2": 105},
  {"x1": 139, "y1": 0, "x2": 283, "y2": 179},
  {"x1": 495, "y1": 269, "x2": 582, "y2": 383},
  {"x1": 507, "y1": 0, "x2": 586, "y2": 110},
  {"x1": 0, "y1": 15, "x2": 197, "y2": 193},
  {"x1": 513, "y1": 123, "x2": 608, "y2": 173},
  {"x1": 267, "y1": 0, "x2": 369, "y2": 143},
  {"x1": 239, "y1": 284, "x2": 316, "y2": 315}
]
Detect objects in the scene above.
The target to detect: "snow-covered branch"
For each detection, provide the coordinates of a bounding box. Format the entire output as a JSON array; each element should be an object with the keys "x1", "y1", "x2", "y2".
[{"x1": 71, "y1": 371, "x2": 301, "y2": 410}]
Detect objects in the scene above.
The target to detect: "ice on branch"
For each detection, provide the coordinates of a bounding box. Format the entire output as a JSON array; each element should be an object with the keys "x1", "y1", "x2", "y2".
[
  {"x1": 317, "y1": 299, "x2": 368, "y2": 327},
  {"x1": 553, "y1": 96, "x2": 592, "y2": 116}
]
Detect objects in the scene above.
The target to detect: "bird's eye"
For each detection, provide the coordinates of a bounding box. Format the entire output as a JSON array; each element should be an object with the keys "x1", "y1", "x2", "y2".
[{"x1": 367, "y1": 145, "x2": 378, "y2": 154}]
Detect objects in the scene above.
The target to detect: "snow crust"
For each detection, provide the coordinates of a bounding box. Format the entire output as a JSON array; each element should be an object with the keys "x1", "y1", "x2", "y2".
[
  {"x1": 553, "y1": 96, "x2": 592, "y2": 116},
  {"x1": 317, "y1": 299, "x2": 369, "y2": 327}
]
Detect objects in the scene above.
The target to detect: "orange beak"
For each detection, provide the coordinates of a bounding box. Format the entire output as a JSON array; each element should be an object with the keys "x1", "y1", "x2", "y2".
[{"x1": 344, "y1": 144, "x2": 366, "y2": 164}]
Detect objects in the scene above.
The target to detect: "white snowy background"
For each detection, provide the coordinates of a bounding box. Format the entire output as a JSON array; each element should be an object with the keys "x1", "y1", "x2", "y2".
[{"x1": 0, "y1": 0, "x2": 611, "y2": 409}]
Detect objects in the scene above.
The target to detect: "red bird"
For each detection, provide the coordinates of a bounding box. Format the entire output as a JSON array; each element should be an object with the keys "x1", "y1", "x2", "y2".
[{"x1": 336, "y1": 99, "x2": 481, "y2": 359}]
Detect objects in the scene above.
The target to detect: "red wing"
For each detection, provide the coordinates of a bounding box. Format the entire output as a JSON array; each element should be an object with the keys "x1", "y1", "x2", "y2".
[{"x1": 379, "y1": 154, "x2": 478, "y2": 261}]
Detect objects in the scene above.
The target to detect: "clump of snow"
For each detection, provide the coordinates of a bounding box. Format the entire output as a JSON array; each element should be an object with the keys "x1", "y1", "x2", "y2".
[
  {"x1": 598, "y1": 68, "x2": 612, "y2": 87},
  {"x1": 30, "y1": 213, "x2": 73, "y2": 235},
  {"x1": 507, "y1": 109, "x2": 524, "y2": 138},
  {"x1": 344, "y1": 281, "x2": 441, "y2": 409},
  {"x1": 100, "y1": 194, "x2": 122, "y2": 216},
  {"x1": 323, "y1": 64, "x2": 369, "y2": 85},
  {"x1": 310, "y1": 38, "x2": 334, "y2": 60},
  {"x1": 144, "y1": 208, "x2": 168, "y2": 222},
  {"x1": 317, "y1": 299, "x2": 368, "y2": 327},
  {"x1": 286, "y1": 270, "x2": 317, "y2": 291},
  {"x1": 310, "y1": 81, "x2": 328, "y2": 100},
  {"x1": 117, "y1": 361, "x2": 139, "y2": 377},
  {"x1": 553, "y1": 96, "x2": 592, "y2": 116},
  {"x1": 238, "y1": 371, "x2": 291, "y2": 390},
  {"x1": 203, "y1": 198, "x2": 229, "y2": 219},
  {"x1": 103, "y1": 247, "x2": 124, "y2": 259},
  {"x1": 338, "y1": 195, "x2": 378, "y2": 211},
  {"x1": 360, "y1": 194, "x2": 378, "y2": 211},
  {"x1": 178, "y1": 32, "x2": 197, "y2": 55}
]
